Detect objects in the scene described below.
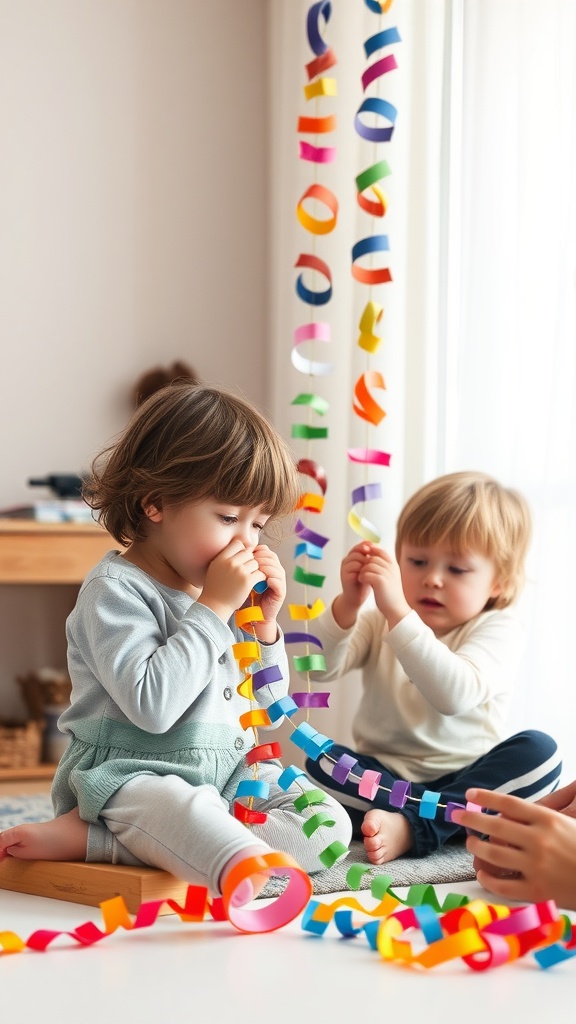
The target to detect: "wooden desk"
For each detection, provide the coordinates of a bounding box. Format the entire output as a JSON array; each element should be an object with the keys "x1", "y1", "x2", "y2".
[
  {"x1": 0, "y1": 520, "x2": 116, "y2": 780},
  {"x1": 0, "y1": 520, "x2": 116, "y2": 584}
]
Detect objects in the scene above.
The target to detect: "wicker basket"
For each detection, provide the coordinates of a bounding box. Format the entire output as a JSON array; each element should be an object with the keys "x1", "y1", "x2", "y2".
[
  {"x1": 0, "y1": 719, "x2": 44, "y2": 769},
  {"x1": 18, "y1": 672, "x2": 72, "y2": 720}
]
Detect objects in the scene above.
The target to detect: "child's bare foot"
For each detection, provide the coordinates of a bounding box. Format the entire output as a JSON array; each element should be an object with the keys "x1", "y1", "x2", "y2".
[
  {"x1": 361, "y1": 808, "x2": 413, "y2": 864},
  {"x1": 0, "y1": 807, "x2": 88, "y2": 862}
]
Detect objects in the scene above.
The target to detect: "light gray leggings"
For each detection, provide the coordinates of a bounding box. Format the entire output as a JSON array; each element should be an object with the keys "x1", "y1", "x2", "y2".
[{"x1": 88, "y1": 761, "x2": 352, "y2": 895}]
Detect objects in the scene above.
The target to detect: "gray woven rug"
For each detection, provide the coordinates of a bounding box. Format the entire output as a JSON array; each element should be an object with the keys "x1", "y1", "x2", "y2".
[
  {"x1": 0, "y1": 795, "x2": 475, "y2": 895},
  {"x1": 261, "y1": 838, "x2": 475, "y2": 897}
]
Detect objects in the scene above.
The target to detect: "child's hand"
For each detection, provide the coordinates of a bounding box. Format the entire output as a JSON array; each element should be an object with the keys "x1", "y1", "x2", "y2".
[
  {"x1": 249, "y1": 545, "x2": 286, "y2": 643},
  {"x1": 331, "y1": 542, "x2": 374, "y2": 628},
  {"x1": 357, "y1": 545, "x2": 411, "y2": 629},
  {"x1": 198, "y1": 539, "x2": 266, "y2": 623}
]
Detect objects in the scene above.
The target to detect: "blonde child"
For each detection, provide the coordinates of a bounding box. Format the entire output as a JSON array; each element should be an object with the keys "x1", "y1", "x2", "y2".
[
  {"x1": 0, "y1": 383, "x2": 352, "y2": 922},
  {"x1": 304, "y1": 471, "x2": 561, "y2": 864}
]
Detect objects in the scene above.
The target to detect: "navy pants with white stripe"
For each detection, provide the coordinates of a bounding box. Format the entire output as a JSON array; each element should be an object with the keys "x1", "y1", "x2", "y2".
[{"x1": 305, "y1": 729, "x2": 561, "y2": 857}]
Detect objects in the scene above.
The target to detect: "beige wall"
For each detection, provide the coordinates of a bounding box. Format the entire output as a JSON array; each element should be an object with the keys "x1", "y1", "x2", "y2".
[{"x1": 0, "y1": 1, "x2": 270, "y2": 718}]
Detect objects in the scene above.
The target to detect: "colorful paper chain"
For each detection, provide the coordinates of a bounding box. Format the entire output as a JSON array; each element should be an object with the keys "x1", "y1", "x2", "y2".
[
  {"x1": 232, "y1": 607, "x2": 479, "y2": 859},
  {"x1": 2, "y1": 877, "x2": 575, "y2": 969},
  {"x1": 302, "y1": 871, "x2": 576, "y2": 971}
]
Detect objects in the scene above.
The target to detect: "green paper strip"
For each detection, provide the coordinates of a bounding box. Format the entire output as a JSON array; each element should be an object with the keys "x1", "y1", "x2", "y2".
[
  {"x1": 302, "y1": 810, "x2": 336, "y2": 838},
  {"x1": 292, "y1": 393, "x2": 330, "y2": 415},
  {"x1": 318, "y1": 840, "x2": 350, "y2": 869},
  {"x1": 292, "y1": 425, "x2": 329, "y2": 439},
  {"x1": 293, "y1": 565, "x2": 326, "y2": 587},
  {"x1": 293, "y1": 788, "x2": 328, "y2": 812},
  {"x1": 293, "y1": 654, "x2": 327, "y2": 673}
]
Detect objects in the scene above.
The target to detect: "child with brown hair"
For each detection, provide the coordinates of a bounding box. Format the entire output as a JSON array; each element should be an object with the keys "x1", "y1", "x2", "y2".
[
  {"x1": 304, "y1": 471, "x2": 561, "y2": 864},
  {"x1": 0, "y1": 382, "x2": 351, "y2": 926}
]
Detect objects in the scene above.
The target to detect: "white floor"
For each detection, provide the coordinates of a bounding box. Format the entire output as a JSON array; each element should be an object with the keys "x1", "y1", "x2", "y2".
[{"x1": 1, "y1": 879, "x2": 574, "y2": 1022}]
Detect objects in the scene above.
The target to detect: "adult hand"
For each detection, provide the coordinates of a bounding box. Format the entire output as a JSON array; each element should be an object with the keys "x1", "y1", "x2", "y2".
[{"x1": 451, "y1": 787, "x2": 576, "y2": 911}]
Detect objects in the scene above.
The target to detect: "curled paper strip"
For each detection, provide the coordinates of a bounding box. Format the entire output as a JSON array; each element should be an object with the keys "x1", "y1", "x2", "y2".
[
  {"x1": 305, "y1": 48, "x2": 337, "y2": 81},
  {"x1": 291, "y1": 691, "x2": 330, "y2": 708},
  {"x1": 364, "y1": 0, "x2": 396, "y2": 17},
  {"x1": 307, "y1": 0, "x2": 332, "y2": 55},
  {"x1": 297, "y1": 113, "x2": 337, "y2": 134},
  {"x1": 351, "y1": 234, "x2": 392, "y2": 285},
  {"x1": 358, "y1": 300, "x2": 384, "y2": 353},
  {"x1": 299, "y1": 140, "x2": 337, "y2": 163},
  {"x1": 284, "y1": 631, "x2": 324, "y2": 648},
  {"x1": 356, "y1": 160, "x2": 391, "y2": 217},
  {"x1": 292, "y1": 323, "x2": 334, "y2": 377},
  {"x1": 353, "y1": 370, "x2": 386, "y2": 425},
  {"x1": 364, "y1": 26, "x2": 402, "y2": 58},
  {"x1": 347, "y1": 447, "x2": 392, "y2": 467},
  {"x1": 288, "y1": 598, "x2": 326, "y2": 620},
  {"x1": 297, "y1": 492, "x2": 326, "y2": 513},
  {"x1": 296, "y1": 183, "x2": 339, "y2": 235},
  {"x1": 295, "y1": 519, "x2": 330, "y2": 548},
  {"x1": 298, "y1": 457, "x2": 328, "y2": 495},
  {"x1": 4, "y1": 881, "x2": 574, "y2": 967},
  {"x1": 221, "y1": 853, "x2": 313, "y2": 934},
  {"x1": 348, "y1": 482, "x2": 383, "y2": 543},
  {"x1": 361, "y1": 52, "x2": 398, "y2": 92},
  {"x1": 295, "y1": 253, "x2": 333, "y2": 305},
  {"x1": 354, "y1": 97, "x2": 397, "y2": 143},
  {"x1": 304, "y1": 77, "x2": 337, "y2": 101}
]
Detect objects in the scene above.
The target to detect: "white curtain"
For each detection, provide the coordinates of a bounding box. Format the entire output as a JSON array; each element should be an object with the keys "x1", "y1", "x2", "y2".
[
  {"x1": 442, "y1": 0, "x2": 576, "y2": 779},
  {"x1": 267, "y1": 0, "x2": 576, "y2": 780}
]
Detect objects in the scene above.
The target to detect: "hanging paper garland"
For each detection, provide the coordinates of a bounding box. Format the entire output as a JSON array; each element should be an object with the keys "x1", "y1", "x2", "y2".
[
  {"x1": 346, "y1": 0, "x2": 400, "y2": 542},
  {"x1": 289, "y1": 0, "x2": 337, "y2": 745}
]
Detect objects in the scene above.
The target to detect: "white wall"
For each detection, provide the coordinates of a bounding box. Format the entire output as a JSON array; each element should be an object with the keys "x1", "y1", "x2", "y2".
[{"x1": 0, "y1": 0, "x2": 270, "y2": 718}]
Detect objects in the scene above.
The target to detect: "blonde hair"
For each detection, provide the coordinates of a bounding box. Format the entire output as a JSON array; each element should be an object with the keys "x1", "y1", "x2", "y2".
[
  {"x1": 395, "y1": 471, "x2": 532, "y2": 608},
  {"x1": 83, "y1": 382, "x2": 301, "y2": 545}
]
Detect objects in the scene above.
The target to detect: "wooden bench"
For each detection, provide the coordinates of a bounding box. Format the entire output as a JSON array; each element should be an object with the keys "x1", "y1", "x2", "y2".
[{"x1": 0, "y1": 859, "x2": 189, "y2": 914}]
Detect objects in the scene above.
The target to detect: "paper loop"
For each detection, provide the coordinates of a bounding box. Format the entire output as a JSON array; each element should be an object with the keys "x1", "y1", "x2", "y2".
[
  {"x1": 292, "y1": 654, "x2": 327, "y2": 673},
  {"x1": 297, "y1": 457, "x2": 328, "y2": 495},
  {"x1": 353, "y1": 370, "x2": 387, "y2": 426},
  {"x1": 293, "y1": 565, "x2": 326, "y2": 588},
  {"x1": 305, "y1": 47, "x2": 337, "y2": 81},
  {"x1": 299, "y1": 140, "x2": 336, "y2": 163},
  {"x1": 347, "y1": 447, "x2": 392, "y2": 467},
  {"x1": 266, "y1": 695, "x2": 299, "y2": 723},
  {"x1": 288, "y1": 598, "x2": 326, "y2": 620},
  {"x1": 419, "y1": 790, "x2": 441, "y2": 819},
  {"x1": 358, "y1": 769, "x2": 382, "y2": 800},
  {"x1": 295, "y1": 519, "x2": 330, "y2": 548},
  {"x1": 245, "y1": 742, "x2": 282, "y2": 766},
  {"x1": 252, "y1": 664, "x2": 284, "y2": 690},
  {"x1": 354, "y1": 97, "x2": 397, "y2": 143},
  {"x1": 284, "y1": 631, "x2": 324, "y2": 648},
  {"x1": 222, "y1": 853, "x2": 313, "y2": 934},
  {"x1": 297, "y1": 113, "x2": 337, "y2": 134},
  {"x1": 362, "y1": 53, "x2": 398, "y2": 92},
  {"x1": 389, "y1": 780, "x2": 411, "y2": 808},
  {"x1": 277, "y1": 765, "x2": 307, "y2": 790},
  {"x1": 307, "y1": 0, "x2": 332, "y2": 56},
  {"x1": 364, "y1": 26, "x2": 402, "y2": 58},
  {"x1": 332, "y1": 753, "x2": 358, "y2": 785},
  {"x1": 291, "y1": 688, "x2": 329, "y2": 707},
  {"x1": 235, "y1": 779, "x2": 270, "y2": 802},
  {"x1": 233, "y1": 802, "x2": 268, "y2": 825},
  {"x1": 351, "y1": 235, "x2": 392, "y2": 285},
  {"x1": 296, "y1": 184, "x2": 339, "y2": 235}
]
